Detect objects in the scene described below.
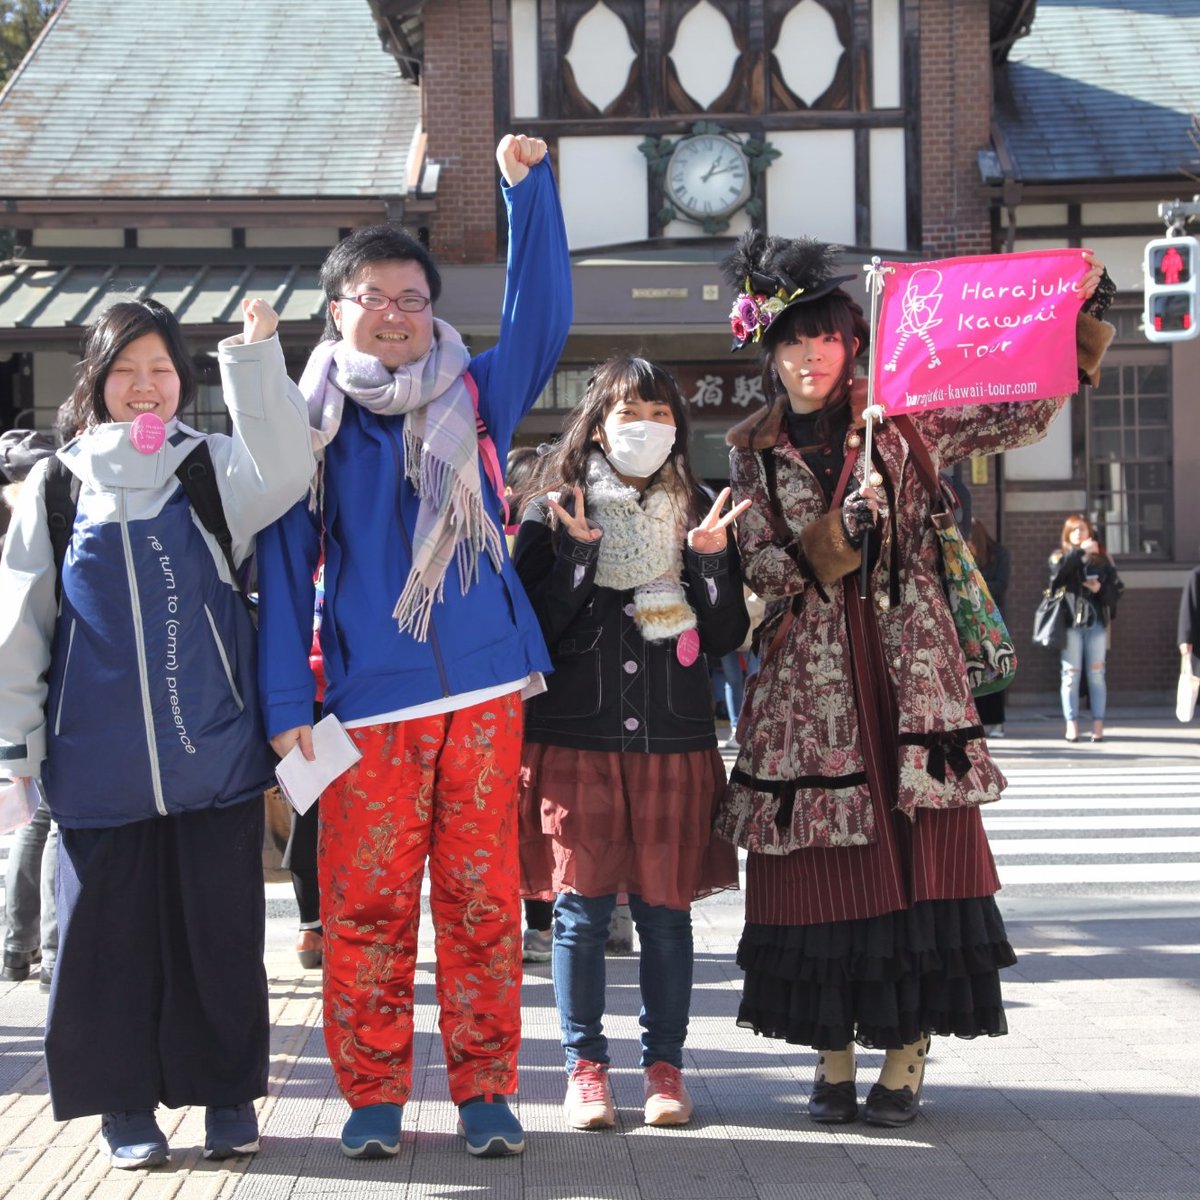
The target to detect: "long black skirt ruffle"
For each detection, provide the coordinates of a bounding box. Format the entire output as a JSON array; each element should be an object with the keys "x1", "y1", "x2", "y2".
[{"x1": 736, "y1": 896, "x2": 1016, "y2": 1050}]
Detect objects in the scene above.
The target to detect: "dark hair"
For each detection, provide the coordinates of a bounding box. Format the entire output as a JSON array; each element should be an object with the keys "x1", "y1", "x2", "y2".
[
  {"x1": 67, "y1": 299, "x2": 197, "y2": 430},
  {"x1": 534, "y1": 355, "x2": 704, "y2": 526},
  {"x1": 504, "y1": 445, "x2": 543, "y2": 523},
  {"x1": 319, "y1": 224, "x2": 442, "y2": 341},
  {"x1": 759, "y1": 287, "x2": 869, "y2": 442}
]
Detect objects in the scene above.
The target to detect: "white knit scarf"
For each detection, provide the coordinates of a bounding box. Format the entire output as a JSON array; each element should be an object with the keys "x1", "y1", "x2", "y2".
[
  {"x1": 299, "y1": 318, "x2": 503, "y2": 640},
  {"x1": 585, "y1": 451, "x2": 697, "y2": 642}
]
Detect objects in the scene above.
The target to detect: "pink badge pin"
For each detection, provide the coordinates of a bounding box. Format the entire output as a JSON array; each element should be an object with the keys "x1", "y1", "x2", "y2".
[
  {"x1": 676, "y1": 627, "x2": 700, "y2": 667},
  {"x1": 129, "y1": 412, "x2": 166, "y2": 454}
]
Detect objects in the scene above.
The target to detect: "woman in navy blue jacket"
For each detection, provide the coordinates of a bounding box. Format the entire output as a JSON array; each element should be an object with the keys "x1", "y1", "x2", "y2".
[{"x1": 0, "y1": 297, "x2": 313, "y2": 1169}]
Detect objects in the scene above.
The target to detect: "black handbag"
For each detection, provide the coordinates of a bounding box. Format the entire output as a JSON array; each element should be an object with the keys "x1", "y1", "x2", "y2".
[{"x1": 1032, "y1": 587, "x2": 1072, "y2": 649}]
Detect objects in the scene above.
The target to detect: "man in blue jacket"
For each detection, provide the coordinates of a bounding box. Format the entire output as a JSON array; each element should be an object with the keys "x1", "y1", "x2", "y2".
[{"x1": 256, "y1": 135, "x2": 572, "y2": 1160}]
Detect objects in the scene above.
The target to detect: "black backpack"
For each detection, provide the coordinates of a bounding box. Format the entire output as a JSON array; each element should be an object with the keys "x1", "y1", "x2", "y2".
[{"x1": 43, "y1": 439, "x2": 253, "y2": 612}]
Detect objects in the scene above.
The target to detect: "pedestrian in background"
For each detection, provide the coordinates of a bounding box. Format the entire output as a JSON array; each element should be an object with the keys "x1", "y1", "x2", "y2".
[
  {"x1": 970, "y1": 519, "x2": 1012, "y2": 738},
  {"x1": 515, "y1": 355, "x2": 747, "y2": 1131},
  {"x1": 0, "y1": 429, "x2": 59, "y2": 992},
  {"x1": 1049, "y1": 514, "x2": 1122, "y2": 743},
  {"x1": 1175, "y1": 562, "x2": 1200, "y2": 709},
  {"x1": 0, "y1": 297, "x2": 313, "y2": 1169}
]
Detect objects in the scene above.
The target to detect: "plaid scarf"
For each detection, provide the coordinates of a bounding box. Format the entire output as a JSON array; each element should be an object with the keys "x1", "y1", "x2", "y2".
[{"x1": 300, "y1": 319, "x2": 503, "y2": 641}]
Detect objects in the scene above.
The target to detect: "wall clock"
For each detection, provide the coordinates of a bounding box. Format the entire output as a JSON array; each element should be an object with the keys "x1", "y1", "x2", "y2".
[
  {"x1": 640, "y1": 122, "x2": 778, "y2": 236},
  {"x1": 665, "y1": 133, "x2": 751, "y2": 221}
]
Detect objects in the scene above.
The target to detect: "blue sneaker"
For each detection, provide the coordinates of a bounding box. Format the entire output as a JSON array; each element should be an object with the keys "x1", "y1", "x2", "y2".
[
  {"x1": 98, "y1": 1110, "x2": 168, "y2": 1169},
  {"x1": 457, "y1": 1095, "x2": 525, "y2": 1157},
  {"x1": 341, "y1": 1103, "x2": 403, "y2": 1159},
  {"x1": 204, "y1": 1102, "x2": 260, "y2": 1159}
]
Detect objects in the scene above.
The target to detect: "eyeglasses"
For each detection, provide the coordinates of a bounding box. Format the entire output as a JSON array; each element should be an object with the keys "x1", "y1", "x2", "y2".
[{"x1": 336, "y1": 292, "x2": 432, "y2": 314}]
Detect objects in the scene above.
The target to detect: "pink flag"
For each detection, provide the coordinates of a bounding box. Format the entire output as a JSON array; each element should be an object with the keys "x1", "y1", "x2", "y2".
[{"x1": 872, "y1": 249, "x2": 1090, "y2": 416}]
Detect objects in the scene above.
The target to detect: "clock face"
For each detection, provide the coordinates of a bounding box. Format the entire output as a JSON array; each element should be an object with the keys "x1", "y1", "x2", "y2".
[{"x1": 665, "y1": 134, "x2": 751, "y2": 221}]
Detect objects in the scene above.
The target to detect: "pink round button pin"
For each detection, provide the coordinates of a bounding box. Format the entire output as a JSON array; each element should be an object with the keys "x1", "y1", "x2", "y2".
[
  {"x1": 676, "y1": 628, "x2": 700, "y2": 667},
  {"x1": 129, "y1": 412, "x2": 166, "y2": 454}
]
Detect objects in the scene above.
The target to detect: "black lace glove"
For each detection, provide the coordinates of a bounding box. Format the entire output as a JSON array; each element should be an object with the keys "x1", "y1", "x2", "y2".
[
  {"x1": 1082, "y1": 268, "x2": 1116, "y2": 321},
  {"x1": 840, "y1": 490, "x2": 876, "y2": 549}
]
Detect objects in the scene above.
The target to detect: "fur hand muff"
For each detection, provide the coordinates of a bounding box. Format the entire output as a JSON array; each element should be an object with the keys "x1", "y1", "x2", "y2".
[
  {"x1": 1076, "y1": 311, "x2": 1116, "y2": 388},
  {"x1": 799, "y1": 510, "x2": 862, "y2": 584}
]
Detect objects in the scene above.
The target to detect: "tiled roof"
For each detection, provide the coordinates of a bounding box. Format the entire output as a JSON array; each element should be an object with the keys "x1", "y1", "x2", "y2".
[
  {"x1": 0, "y1": 259, "x2": 324, "y2": 340},
  {"x1": 0, "y1": 0, "x2": 419, "y2": 199},
  {"x1": 994, "y1": 0, "x2": 1200, "y2": 184}
]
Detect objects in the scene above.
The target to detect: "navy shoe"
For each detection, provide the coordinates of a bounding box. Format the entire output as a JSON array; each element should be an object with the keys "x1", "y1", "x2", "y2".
[
  {"x1": 98, "y1": 1109, "x2": 169, "y2": 1169},
  {"x1": 204, "y1": 1102, "x2": 260, "y2": 1159},
  {"x1": 457, "y1": 1095, "x2": 525, "y2": 1157},
  {"x1": 341, "y1": 1103, "x2": 403, "y2": 1159}
]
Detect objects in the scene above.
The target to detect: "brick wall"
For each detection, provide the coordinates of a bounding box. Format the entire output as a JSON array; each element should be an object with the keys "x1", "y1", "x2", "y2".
[
  {"x1": 422, "y1": 0, "x2": 500, "y2": 263},
  {"x1": 918, "y1": 1, "x2": 992, "y2": 257},
  {"x1": 995, "y1": 509, "x2": 1178, "y2": 704}
]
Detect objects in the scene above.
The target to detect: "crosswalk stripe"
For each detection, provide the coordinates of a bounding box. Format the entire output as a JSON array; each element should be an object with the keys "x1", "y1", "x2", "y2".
[
  {"x1": 999, "y1": 862, "x2": 1200, "y2": 884},
  {"x1": 993, "y1": 795, "x2": 1200, "y2": 811},
  {"x1": 988, "y1": 835, "x2": 1200, "y2": 856},
  {"x1": 983, "y1": 815, "x2": 1200, "y2": 831}
]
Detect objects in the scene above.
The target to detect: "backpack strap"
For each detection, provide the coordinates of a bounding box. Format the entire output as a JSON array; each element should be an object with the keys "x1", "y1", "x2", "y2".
[
  {"x1": 43, "y1": 456, "x2": 81, "y2": 602},
  {"x1": 463, "y1": 371, "x2": 510, "y2": 527},
  {"x1": 175, "y1": 440, "x2": 253, "y2": 610}
]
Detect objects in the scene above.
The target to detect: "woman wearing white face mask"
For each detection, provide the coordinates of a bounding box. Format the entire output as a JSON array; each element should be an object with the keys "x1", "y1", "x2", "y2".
[{"x1": 514, "y1": 356, "x2": 749, "y2": 1132}]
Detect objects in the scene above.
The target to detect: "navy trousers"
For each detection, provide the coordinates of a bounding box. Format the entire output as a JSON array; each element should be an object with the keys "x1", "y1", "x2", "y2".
[{"x1": 46, "y1": 798, "x2": 269, "y2": 1120}]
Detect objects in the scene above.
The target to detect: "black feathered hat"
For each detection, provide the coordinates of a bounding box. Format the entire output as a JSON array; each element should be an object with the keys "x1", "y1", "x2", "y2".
[{"x1": 721, "y1": 231, "x2": 855, "y2": 351}]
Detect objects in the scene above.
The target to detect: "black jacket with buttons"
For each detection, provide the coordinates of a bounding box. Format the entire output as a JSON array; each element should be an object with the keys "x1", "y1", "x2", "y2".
[{"x1": 514, "y1": 495, "x2": 749, "y2": 754}]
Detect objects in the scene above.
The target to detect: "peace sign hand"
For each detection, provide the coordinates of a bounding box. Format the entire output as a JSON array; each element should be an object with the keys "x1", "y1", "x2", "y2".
[
  {"x1": 547, "y1": 486, "x2": 603, "y2": 543},
  {"x1": 687, "y1": 487, "x2": 752, "y2": 554}
]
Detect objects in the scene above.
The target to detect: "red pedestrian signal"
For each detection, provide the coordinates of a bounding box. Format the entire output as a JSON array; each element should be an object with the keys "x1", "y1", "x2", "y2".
[{"x1": 1144, "y1": 236, "x2": 1199, "y2": 343}]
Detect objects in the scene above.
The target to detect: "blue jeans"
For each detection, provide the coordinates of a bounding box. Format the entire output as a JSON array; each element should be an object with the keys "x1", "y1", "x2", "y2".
[
  {"x1": 4, "y1": 794, "x2": 57, "y2": 966},
  {"x1": 1060, "y1": 621, "x2": 1108, "y2": 722},
  {"x1": 552, "y1": 892, "x2": 693, "y2": 1070}
]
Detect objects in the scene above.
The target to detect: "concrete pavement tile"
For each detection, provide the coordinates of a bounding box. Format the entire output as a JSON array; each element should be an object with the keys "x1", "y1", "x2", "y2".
[
  {"x1": 999, "y1": 1087, "x2": 1127, "y2": 1120},
  {"x1": 610, "y1": 1170, "x2": 757, "y2": 1199},
  {"x1": 755, "y1": 1185, "x2": 875, "y2": 1200},
  {"x1": 524, "y1": 1189, "x2": 643, "y2": 1200},
  {"x1": 854, "y1": 1167, "x2": 994, "y2": 1200},
  {"x1": 1113, "y1": 1194, "x2": 1200, "y2": 1200},
  {"x1": 984, "y1": 1181, "x2": 1115, "y2": 1200}
]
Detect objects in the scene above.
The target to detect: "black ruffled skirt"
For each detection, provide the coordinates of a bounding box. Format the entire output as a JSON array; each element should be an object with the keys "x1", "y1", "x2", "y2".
[{"x1": 736, "y1": 896, "x2": 1016, "y2": 1050}]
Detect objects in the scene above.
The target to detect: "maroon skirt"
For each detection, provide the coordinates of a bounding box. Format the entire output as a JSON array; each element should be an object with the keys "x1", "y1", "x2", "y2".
[{"x1": 519, "y1": 743, "x2": 739, "y2": 912}]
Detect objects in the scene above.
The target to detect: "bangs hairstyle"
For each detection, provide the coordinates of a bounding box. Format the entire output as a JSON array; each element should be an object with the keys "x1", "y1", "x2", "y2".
[
  {"x1": 68, "y1": 299, "x2": 196, "y2": 430},
  {"x1": 1060, "y1": 513, "x2": 1108, "y2": 560},
  {"x1": 534, "y1": 355, "x2": 705, "y2": 525},
  {"x1": 319, "y1": 224, "x2": 442, "y2": 341},
  {"x1": 760, "y1": 287, "x2": 869, "y2": 441}
]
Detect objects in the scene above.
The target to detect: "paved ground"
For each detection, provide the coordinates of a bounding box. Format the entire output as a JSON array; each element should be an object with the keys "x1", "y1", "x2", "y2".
[{"x1": 1, "y1": 704, "x2": 1198, "y2": 1199}]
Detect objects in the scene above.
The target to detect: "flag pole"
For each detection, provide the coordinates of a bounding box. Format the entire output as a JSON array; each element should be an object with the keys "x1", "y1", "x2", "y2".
[{"x1": 859, "y1": 257, "x2": 889, "y2": 600}]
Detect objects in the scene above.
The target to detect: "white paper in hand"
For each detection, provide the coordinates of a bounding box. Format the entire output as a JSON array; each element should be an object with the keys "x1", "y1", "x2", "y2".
[{"x1": 274, "y1": 714, "x2": 362, "y2": 814}]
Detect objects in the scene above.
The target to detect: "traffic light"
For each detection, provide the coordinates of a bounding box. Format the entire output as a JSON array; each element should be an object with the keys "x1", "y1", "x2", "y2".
[{"x1": 1143, "y1": 236, "x2": 1199, "y2": 343}]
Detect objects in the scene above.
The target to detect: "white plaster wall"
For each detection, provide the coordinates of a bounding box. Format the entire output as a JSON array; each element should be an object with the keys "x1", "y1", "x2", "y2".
[
  {"x1": 1005, "y1": 396, "x2": 1073, "y2": 481},
  {"x1": 245, "y1": 228, "x2": 343, "y2": 248},
  {"x1": 558, "y1": 136, "x2": 649, "y2": 250},
  {"x1": 139, "y1": 229, "x2": 230, "y2": 249},
  {"x1": 31, "y1": 229, "x2": 124, "y2": 248},
  {"x1": 869, "y1": 127, "x2": 907, "y2": 250},
  {"x1": 871, "y1": 0, "x2": 902, "y2": 108},
  {"x1": 765, "y1": 130, "x2": 855, "y2": 246},
  {"x1": 511, "y1": 0, "x2": 540, "y2": 119}
]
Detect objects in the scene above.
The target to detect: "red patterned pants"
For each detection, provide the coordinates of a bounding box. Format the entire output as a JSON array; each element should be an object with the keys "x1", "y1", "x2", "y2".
[{"x1": 318, "y1": 693, "x2": 524, "y2": 1107}]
